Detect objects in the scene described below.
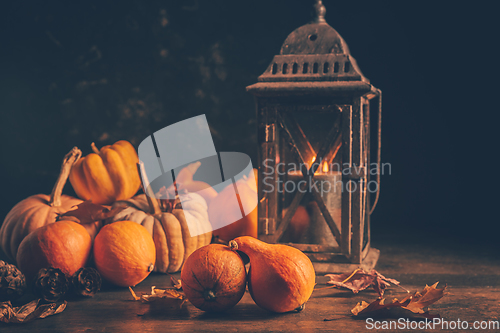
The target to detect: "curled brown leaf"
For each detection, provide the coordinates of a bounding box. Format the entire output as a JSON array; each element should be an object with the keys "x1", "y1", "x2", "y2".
[
  {"x1": 0, "y1": 299, "x2": 67, "y2": 323},
  {"x1": 129, "y1": 286, "x2": 186, "y2": 308},
  {"x1": 351, "y1": 282, "x2": 447, "y2": 319},
  {"x1": 326, "y1": 268, "x2": 404, "y2": 297}
]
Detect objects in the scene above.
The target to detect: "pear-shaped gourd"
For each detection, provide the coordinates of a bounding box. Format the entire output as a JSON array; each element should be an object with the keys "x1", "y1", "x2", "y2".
[{"x1": 229, "y1": 236, "x2": 315, "y2": 313}]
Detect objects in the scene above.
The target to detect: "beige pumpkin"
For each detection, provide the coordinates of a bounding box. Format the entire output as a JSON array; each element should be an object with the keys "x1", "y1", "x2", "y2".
[
  {"x1": 108, "y1": 191, "x2": 212, "y2": 273},
  {"x1": 0, "y1": 148, "x2": 101, "y2": 262}
]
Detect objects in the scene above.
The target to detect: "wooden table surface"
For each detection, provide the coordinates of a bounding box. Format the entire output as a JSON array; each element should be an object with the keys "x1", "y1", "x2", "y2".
[{"x1": 2, "y1": 236, "x2": 500, "y2": 332}]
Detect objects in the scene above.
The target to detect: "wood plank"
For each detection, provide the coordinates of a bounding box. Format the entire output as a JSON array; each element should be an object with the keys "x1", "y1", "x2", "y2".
[{"x1": 2, "y1": 240, "x2": 500, "y2": 332}]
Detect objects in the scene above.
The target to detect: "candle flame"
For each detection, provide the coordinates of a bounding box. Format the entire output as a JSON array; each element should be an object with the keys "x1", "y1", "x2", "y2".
[
  {"x1": 309, "y1": 157, "x2": 329, "y2": 174},
  {"x1": 322, "y1": 161, "x2": 329, "y2": 173}
]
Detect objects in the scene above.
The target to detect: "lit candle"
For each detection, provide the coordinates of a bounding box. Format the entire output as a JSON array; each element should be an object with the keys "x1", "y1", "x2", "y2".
[{"x1": 284, "y1": 158, "x2": 341, "y2": 245}]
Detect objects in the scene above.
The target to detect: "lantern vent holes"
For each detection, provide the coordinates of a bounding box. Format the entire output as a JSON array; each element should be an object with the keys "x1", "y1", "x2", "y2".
[
  {"x1": 333, "y1": 62, "x2": 339, "y2": 73},
  {"x1": 323, "y1": 62, "x2": 329, "y2": 74},
  {"x1": 269, "y1": 60, "x2": 353, "y2": 76},
  {"x1": 302, "y1": 63, "x2": 309, "y2": 74},
  {"x1": 344, "y1": 61, "x2": 351, "y2": 73},
  {"x1": 313, "y1": 62, "x2": 319, "y2": 74},
  {"x1": 308, "y1": 34, "x2": 317, "y2": 41}
]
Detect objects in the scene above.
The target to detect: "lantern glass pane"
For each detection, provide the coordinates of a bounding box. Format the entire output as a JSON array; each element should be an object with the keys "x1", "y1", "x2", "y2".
[{"x1": 276, "y1": 106, "x2": 343, "y2": 247}]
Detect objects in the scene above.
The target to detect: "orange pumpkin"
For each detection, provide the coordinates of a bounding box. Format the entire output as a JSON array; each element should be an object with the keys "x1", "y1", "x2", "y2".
[
  {"x1": 0, "y1": 147, "x2": 100, "y2": 262},
  {"x1": 109, "y1": 192, "x2": 212, "y2": 273},
  {"x1": 69, "y1": 140, "x2": 141, "y2": 205},
  {"x1": 209, "y1": 175, "x2": 257, "y2": 242},
  {"x1": 181, "y1": 244, "x2": 247, "y2": 312},
  {"x1": 16, "y1": 220, "x2": 92, "y2": 281},
  {"x1": 230, "y1": 236, "x2": 315, "y2": 313},
  {"x1": 93, "y1": 221, "x2": 156, "y2": 287},
  {"x1": 108, "y1": 162, "x2": 212, "y2": 273}
]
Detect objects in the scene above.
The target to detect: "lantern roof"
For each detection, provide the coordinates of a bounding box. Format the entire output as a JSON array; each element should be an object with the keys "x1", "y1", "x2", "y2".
[{"x1": 248, "y1": 1, "x2": 374, "y2": 97}]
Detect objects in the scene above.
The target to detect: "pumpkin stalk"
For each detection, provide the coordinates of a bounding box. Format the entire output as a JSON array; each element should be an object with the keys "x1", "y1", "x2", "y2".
[
  {"x1": 295, "y1": 304, "x2": 305, "y2": 312},
  {"x1": 49, "y1": 147, "x2": 82, "y2": 207},
  {"x1": 229, "y1": 240, "x2": 238, "y2": 251},
  {"x1": 90, "y1": 142, "x2": 100, "y2": 154},
  {"x1": 137, "y1": 162, "x2": 162, "y2": 216}
]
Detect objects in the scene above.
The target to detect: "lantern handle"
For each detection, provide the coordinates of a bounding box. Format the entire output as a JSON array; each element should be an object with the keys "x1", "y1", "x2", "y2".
[{"x1": 369, "y1": 88, "x2": 382, "y2": 215}]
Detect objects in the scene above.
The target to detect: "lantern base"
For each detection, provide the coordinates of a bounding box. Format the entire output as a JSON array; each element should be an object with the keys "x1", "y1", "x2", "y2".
[{"x1": 312, "y1": 247, "x2": 380, "y2": 275}]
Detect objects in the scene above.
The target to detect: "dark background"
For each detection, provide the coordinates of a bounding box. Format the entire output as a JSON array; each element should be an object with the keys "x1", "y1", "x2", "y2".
[{"x1": 1, "y1": 1, "x2": 497, "y2": 250}]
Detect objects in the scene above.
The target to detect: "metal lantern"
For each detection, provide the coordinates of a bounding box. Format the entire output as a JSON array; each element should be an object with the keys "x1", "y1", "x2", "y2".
[{"x1": 247, "y1": 1, "x2": 382, "y2": 273}]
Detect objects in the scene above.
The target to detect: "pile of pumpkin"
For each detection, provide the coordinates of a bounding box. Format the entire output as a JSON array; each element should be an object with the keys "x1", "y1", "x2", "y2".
[{"x1": 0, "y1": 140, "x2": 315, "y2": 313}]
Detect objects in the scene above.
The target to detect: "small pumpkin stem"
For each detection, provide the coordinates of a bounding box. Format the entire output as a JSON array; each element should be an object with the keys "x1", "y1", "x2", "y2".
[
  {"x1": 295, "y1": 303, "x2": 305, "y2": 312},
  {"x1": 91, "y1": 142, "x2": 100, "y2": 154},
  {"x1": 229, "y1": 240, "x2": 238, "y2": 251},
  {"x1": 49, "y1": 147, "x2": 82, "y2": 207},
  {"x1": 148, "y1": 263, "x2": 154, "y2": 272},
  {"x1": 137, "y1": 162, "x2": 162, "y2": 216}
]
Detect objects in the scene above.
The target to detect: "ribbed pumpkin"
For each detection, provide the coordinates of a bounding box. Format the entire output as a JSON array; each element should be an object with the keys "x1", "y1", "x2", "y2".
[
  {"x1": 0, "y1": 147, "x2": 100, "y2": 262},
  {"x1": 16, "y1": 220, "x2": 92, "y2": 281},
  {"x1": 93, "y1": 221, "x2": 155, "y2": 287},
  {"x1": 181, "y1": 244, "x2": 247, "y2": 312},
  {"x1": 109, "y1": 190, "x2": 212, "y2": 273},
  {"x1": 69, "y1": 140, "x2": 141, "y2": 205}
]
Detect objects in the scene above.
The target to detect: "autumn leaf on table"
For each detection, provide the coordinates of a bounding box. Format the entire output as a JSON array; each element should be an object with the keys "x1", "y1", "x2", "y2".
[
  {"x1": 170, "y1": 276, "x2": 182, "y2": 291},
  {"x1": 351, "y1": 282, "x2": 447, "y2": 319},
  {"x1": 0, "y1": 299, "x2": 67, "y2": 323},
  {"x1": 58, "y1": 200, "x2": 126, "y2": 224},
  {"x1": 325, "y1": 268, "x2": 404, "y2": 297},
  {"x1": 129, "y1": 286, "x2": 186, "y2": 309}
]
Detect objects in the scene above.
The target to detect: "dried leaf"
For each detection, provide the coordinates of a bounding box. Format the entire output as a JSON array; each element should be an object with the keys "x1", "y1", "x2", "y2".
[
  {"x1": 129, "y1": 286, "x2": 140, "y2": 301},
  {"x1": 351, "y1": 282, "x2": 446, "y2": 319},
  {"x1": 129, "y1": 286, "x2": 186, "y2": 308},
  {"x1": 0, "y1": 299, "x2": 67, "y2": 323},
  {"x1": 170, "y1": 276, "x2": 182, "y2": 290},
  {"x1": 325, "y1": 268, "x2": 404, "y2": 297},
  {"x1": 58, "y1": 200, "x2": 126, "y2": 224},
  {"x1": 403, "y1": 282, "x2": 447, "y2": 314}
]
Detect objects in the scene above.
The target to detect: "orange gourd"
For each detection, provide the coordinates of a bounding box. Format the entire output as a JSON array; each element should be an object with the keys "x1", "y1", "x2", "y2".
[
  {"x1": 93, "y1": 221, "x2": 156, "y2": 287},
  {"x1": 229, "y1": 236, "x2": 315, "y2": 313},
  {"x1": 209, "y1": 176, "x2": 257, "y2": 242},
  {"x1": 181, "y1": 244, "x2": 247, "y2": 312},
  {"x1": 16, "y1": 220, "x2": 92, "y2": 281},
  {"x1": 69, "y1": 140, "x2": 141, "y2": 205},
  {"x1": 0, "y1": 147, "x2": 100, "y2": 262}
]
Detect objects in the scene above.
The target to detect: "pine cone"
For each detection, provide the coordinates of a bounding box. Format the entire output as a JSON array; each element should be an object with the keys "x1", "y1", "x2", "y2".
[
  {"x1": 33, "y1": 267, "x2": 69, "y2": 302},
  {"x1": 0, "y1": 260, "x2": 27, "y2": 302},
  {"x1": 72, "y1": 267, "x2": 102, "y2": 297}
]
